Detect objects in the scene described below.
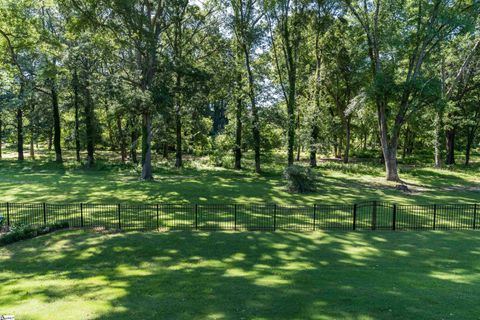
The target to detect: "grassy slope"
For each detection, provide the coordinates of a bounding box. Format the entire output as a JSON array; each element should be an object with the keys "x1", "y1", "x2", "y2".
[
  {"x1": 1, "y1": 230, "x2": 479, "y2": 319},
  {"x1": 0, "y1": 149, "x2": 478, "y2": 205}
]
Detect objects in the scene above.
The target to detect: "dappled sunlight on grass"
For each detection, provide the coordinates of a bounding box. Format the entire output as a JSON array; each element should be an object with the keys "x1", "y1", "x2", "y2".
[
  {"x1": 0, "y1": 150, "x2": 478, "y2": 205},
  {"x1": 1, "y1": 230, "x2": 480, "y2": 319}
]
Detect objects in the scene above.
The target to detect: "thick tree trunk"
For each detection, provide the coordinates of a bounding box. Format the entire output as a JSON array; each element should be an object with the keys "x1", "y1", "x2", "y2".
[
  {"x1": 378, "y1": 108, "x2": 400, "y2": 181},
  {"x1": 234, "y1": 98, "x2": 242, "y2": 170},
  {"x1": 141, "y1": 112, "x2": 153, "y2": 180},
  {"x1": 51, "y1": 83, "x2": 62, "y2": 163},
  {"x1": 445, "y1": 128, "x2": 455, "y2": 165},
  {"x1": 73, "y1": 70, "x2": 81, "y2": 162},
  {"x1": 384, "y1": 147, "x2": 399, "y2": 181},
  {"x1": 17, "y1": 108, "x2": 24, "y2": 161},
  {"x1": 117, "y1": 115, "x2": 127, "y2": 163}
]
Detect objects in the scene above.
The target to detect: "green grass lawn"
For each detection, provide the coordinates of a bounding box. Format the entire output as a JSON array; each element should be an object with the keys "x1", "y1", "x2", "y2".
[
  {"x1": 1, "y1": 230, "x2": 479, "y2": 319},
  {"x1": 0, "y1": 149, "x2": 478, "y2": 205}
]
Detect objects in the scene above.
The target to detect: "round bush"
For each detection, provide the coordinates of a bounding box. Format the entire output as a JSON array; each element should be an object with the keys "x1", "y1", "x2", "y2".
[{"x1": 284, "y1": 165, "x2": 316, "y2": 193}]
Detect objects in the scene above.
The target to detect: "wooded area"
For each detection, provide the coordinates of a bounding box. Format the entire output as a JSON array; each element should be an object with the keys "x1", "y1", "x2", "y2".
[{"x1": 0, "y1": 0, "x2": 479, "y2": 181}]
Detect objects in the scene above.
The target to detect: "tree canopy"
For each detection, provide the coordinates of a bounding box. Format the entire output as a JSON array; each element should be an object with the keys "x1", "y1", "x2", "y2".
[{"x1": 0, "y1": 0, "x2": 479, "y2": 181}]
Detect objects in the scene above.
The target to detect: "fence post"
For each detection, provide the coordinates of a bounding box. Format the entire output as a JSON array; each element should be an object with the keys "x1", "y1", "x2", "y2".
[
  {"x1": 43, "y1": 202, "x2": 47, "y2": 225},
  {"x1": 6, "y1": 202, "x2": 10, "y2": 227},
  {"x1": 273, "y1": 204, "x2": 277, "y2": 231},
  {"x1": 313, "y1": 204, "x2": 317, "y2": 231},
  {"x1": 156, "y1": 204, "x2": 159, "y2": 230},
  {"x1": 372, "y1": 201, "x2": 377, "y2": 230},
  {"x1": 353, "y1": 204, "x2": 357, "y2": 230},
  {"x1": 117, "y1": 204, "x2": 121, "y2": 230},
  {"x1": 474, "y1": 204, "x2": 477, "y2": 230},
  {"x1": 80, "y1": 203, "x2": 84, "y2": 228},
  {"x1": 234, "y1": 204, "x2": 237, "y2": 231},
  {"x1": 392, "y1": 204, "x2": 397, "y2": 231},
  {"x1": 195, "y1": 204, "x2": 198, "y2": 230},
  {"x1": 433, "y1": 204, "x2": 437, "y2": 230}
]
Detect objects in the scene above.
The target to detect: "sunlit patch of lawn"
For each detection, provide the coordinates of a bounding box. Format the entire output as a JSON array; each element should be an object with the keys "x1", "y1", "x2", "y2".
[
  {"x1": 1, "y1": 230, "x2": 479, "y2": 319},
  {"x1": 0, "y1": 149, "x2": 478, "y2": 204}
]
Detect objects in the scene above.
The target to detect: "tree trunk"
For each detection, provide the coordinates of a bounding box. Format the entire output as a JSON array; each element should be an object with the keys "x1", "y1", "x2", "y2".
[
  {"x1": 30, "y1": 104, "x2": 35, "y2": 160},
  {"x1": 295, "y1": 110, "x2": 301, "y2": 162},
  {"x1": 162, "y1": 142, "x2": 168, "y2": 159},
  {"x1": 465, "y1": 126, "x2": 476, "y2": 166},
  {"x1": 117, "y1": 115, "x2": 127, "y2": 163},
  {"x1": 234, "y1": 97, "x2": 242, "y2": 170},
  {"x1": 175, "y1": 109, "x2": 182, "y2": 168},
  {"x1": 104, "y1": 102, "x2": 115, "y2": 151},
  {"x1": 344, "y1": 117, "x2": 351, "y2": 164},
  {"x1": 242, "y1": 43, "x2": 260, "y2": 173},
  {"x1": 309, "y1": 125, "x2": 319, "y2": 167},
  {"x1": 434, "y1": 111, "x2": 443, "y2": 167},
  {"x1": 384, "y1": 147, "x2": 399, "y2": 181},
  {"x1": 17, "y1": 107, "x2": 24, "y2": 161},
  {"x1": 310, "y1": 33, "x2": 321, "y2": 169},
  {"x1": 0, "y1": 117, "x2": 2, "y2": 159},
  {"x1": 465, "y1": 138, "x2": 472, "y2": 166},
  {"x1": 51, "y1": 82, "x2": 62, "y2": 163},
  {"x1": 338, "y1": 136, "x2": 343, "y2": 159},
  {"x1": 402, "y1": 127, "x2": 408, "y2": 160},
  {"x1": 73, "y1": 70, "x2": 81, "y2": 162},
  {"x1": 141, "y1": 111, "x2": 153, "y2": 180},
  {"x1": 445, "y1": 128, "x2": 455, "y2": 165},
  {"x1": 287, "y1": 82, "x2": 296, "y2": 166},
  {"x1": 130, "y1": 126, "x2": 138, "y2": 164},
  {"x1": 84, "y1": 79, "x2": 95, "y2": 168}
]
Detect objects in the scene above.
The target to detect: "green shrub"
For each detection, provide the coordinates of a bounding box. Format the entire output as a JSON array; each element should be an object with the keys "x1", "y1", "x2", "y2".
[
  {"x1": 0, "y1": 221, "x2": 69, "y2": 246},
  {"x1": 284, "y1": 165, "x2": 316, "y2": 193}
]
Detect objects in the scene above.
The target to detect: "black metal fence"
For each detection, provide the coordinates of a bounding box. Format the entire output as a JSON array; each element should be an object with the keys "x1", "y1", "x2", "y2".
[{"x1": 0, "y1": 201, "x2": 478, "y2": 231}]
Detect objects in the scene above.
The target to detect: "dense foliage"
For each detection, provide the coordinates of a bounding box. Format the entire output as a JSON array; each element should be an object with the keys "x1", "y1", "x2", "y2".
[
  {"x1": 0, "y1": 0, "x2": 479, "y2": 181},
  {"x1": 284, "y1": 164, "x2": 316, "y2": 193}
]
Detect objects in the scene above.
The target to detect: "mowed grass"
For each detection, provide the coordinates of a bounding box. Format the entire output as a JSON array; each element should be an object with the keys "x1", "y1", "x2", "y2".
[
  {"x1": 1, "y1": 230, "x2": 480, "y2": 319},
  {"x1": 0, "y1": 148, "x2": 478, "y2": 205}
]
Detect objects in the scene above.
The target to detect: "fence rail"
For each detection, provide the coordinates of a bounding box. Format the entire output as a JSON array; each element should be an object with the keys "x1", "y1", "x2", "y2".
[{"x1": 0, "y1": 202, "x2": 478, "y2": 232}]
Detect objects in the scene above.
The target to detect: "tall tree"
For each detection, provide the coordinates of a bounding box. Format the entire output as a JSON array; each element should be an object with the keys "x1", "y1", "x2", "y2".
[
  {"x1": 266, "y1": 0, "x2": 306, "y2": 166},
  {"x1": 231, "y1": 0, "x2": 263, "y2": 172},
  {"x1": 346, "y1": 0, "x2": 478, "y2": 180}
]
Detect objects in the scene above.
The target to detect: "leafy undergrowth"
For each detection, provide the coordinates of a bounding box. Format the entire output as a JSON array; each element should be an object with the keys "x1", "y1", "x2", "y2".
[
  {"x1": 1, "y1": 230, "x2": 479, "y2": 319},
  {"x1": 0, "y1": 222, "x2": 69, "y2": 245}
]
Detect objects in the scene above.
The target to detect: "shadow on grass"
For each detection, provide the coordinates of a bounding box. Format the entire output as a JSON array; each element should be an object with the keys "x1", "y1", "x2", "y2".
[
  {"x1": 0, "y1": 154, "x2": 478, "y2": 205},
  {"x1": 1, "y1": 230, "x2": 479, "y2": 319}
]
